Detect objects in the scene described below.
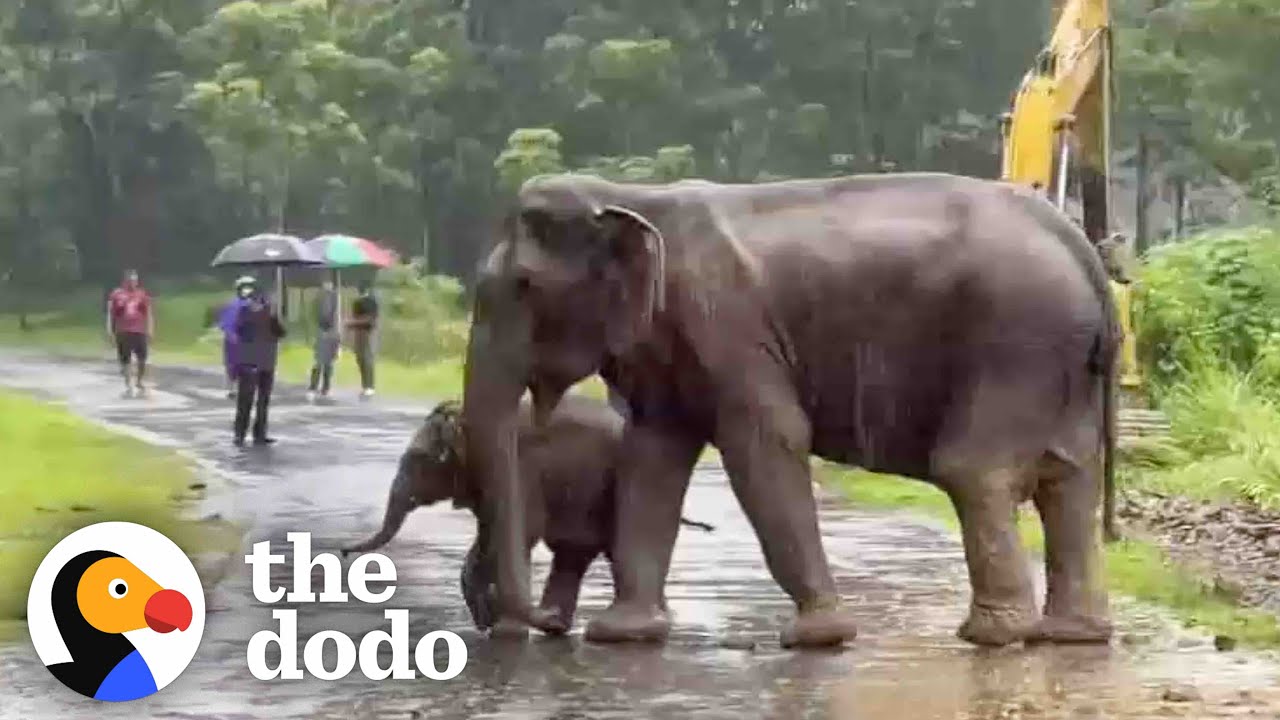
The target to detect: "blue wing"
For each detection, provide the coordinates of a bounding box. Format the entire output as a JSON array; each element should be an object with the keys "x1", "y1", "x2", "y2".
[{"x1": 94, "y1": 650, "x2": 159, "y2": 702}]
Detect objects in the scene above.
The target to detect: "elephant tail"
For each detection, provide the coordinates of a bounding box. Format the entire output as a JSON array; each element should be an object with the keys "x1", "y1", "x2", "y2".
[
  {"x1": 1095, "y1": 282, "x2": 1121, "y2": 543},
  {"x1": 1101, "y1": 326, "x2": 1119, "y2": 543},
  {"x1": 679, "y1": 517, "x2": 716, "y2": 532}
]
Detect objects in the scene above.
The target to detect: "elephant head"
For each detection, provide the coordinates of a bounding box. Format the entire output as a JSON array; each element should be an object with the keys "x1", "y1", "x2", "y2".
[
  {"x1": 461, "y1": 175, "x2": 668, "y2": 627},
  {"x1": 342, "y1": 400, "x2": 468, "y2": 556}
]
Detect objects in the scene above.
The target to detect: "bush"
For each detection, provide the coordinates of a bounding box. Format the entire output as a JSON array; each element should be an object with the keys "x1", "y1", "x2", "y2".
[
  {"x1": 372, "y1": 269, "x2": 469, "y2": 365},
  {"x1": 1137, "y1": 227, "x2": 1280, "y2": 393}
]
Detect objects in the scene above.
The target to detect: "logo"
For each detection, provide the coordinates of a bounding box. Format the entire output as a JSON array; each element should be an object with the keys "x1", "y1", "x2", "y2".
[{"x1": 27, "y1": 522, "x2": 205, "y2": 702}]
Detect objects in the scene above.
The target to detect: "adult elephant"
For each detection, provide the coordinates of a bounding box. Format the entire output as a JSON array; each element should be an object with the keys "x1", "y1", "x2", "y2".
[{"x1": 462, "y1": 172, "x2": 1116, "y2": 649}]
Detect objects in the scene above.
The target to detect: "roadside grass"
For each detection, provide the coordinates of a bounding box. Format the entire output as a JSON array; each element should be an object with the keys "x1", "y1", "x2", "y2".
[
  {"x1": 0, "y1": 390, "x2": 237, "y2": 640},
  {"x1": 818, "y1": 464, "x2": 1280, "y2": 648},
  {"x1": 0, "y1": 283, "x2": 621, "y2": 405}
]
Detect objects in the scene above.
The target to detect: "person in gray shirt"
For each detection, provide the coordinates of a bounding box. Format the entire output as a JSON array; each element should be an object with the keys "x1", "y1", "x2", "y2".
[{"x1": 307, "y1": 277, "x2": 341, "y2": 402}]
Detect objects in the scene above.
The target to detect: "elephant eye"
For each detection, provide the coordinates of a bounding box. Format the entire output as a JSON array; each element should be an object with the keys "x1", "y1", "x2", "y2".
[{"x1": 109, "y1": 579, "x2": 128, "y2": 599}]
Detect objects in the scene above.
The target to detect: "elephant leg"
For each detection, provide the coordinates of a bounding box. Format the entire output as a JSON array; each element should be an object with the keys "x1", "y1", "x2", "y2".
[
  {"x1": 1029, "y1": 459, "x2": 1112, "y2": 643},
  {"x1": 461, "y1": 538, "x2": 495, "y2": 631},
  {"x1": 715, "y1": 396, "x2": 857, "y2": 648},
  {"x1": 585, "y1": 424, "x2": 703, "y2": 644},
  {"x1": 944, "y1": 470, "x2": 1039, "y2": 646},
  {"x1": 530, "y1": 547, "x2": 597, "y2": 635}
]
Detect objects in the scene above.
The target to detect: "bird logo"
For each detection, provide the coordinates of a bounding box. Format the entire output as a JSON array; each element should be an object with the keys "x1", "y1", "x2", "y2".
[{"x1": 27, "y1": 522, "x2": 205, "y2": 702}]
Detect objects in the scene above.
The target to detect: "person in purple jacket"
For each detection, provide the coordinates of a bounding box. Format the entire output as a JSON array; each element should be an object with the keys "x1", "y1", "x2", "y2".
[{"x1": 217, "y1": 277, "x2": 256, "y2": 398}]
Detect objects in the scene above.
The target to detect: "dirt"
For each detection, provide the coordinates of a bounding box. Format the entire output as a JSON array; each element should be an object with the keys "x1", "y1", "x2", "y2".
[{"x1": 1119, "y1": 489, "x2": 1280, "y2": 618}]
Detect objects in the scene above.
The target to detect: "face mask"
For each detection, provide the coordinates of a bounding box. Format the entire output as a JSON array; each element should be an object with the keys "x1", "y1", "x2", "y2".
[{"x1": 239, "y1": 287, "x2": 253, "y2": 298}]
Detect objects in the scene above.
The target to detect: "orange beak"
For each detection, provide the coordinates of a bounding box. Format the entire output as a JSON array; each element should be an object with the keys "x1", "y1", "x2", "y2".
[{"x1": 144, "y1": 589, "x2": 193, "y2": 633}]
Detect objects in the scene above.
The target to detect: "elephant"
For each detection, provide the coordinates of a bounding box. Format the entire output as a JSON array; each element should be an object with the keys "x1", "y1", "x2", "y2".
[
  {"x1": 461, "y1": 171, "x2": 1117, "y2": 649},
  {"x1": 342, "y1": 396, "x2": 714, "y2": 634}
]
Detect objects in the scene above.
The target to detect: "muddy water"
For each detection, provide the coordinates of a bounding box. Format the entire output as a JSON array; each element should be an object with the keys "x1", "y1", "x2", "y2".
[{"x1": 1, "y1": 353, "x2": 1277, "y2": 719}]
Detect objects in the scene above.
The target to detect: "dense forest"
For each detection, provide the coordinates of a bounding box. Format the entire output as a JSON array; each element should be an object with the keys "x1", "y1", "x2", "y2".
[{"x1": 0, "y1": 0, "x2": 1276, "y2": 289}]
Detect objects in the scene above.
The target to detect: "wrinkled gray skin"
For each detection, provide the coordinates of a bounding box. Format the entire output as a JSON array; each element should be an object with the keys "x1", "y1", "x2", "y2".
[
  {"x1": 343, "y1": 396, "x2": 714, "y2": 634},
  {"x1": 462, "y1": 171, "x2": 1117, "y2": 648}
]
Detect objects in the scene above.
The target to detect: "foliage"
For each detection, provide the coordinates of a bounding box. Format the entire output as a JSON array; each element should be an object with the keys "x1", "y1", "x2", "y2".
[
  {"x1": 1137, "y1": 227, "x2": 1280, "y2": 390},
  {"x1": 0, "y1": 0, "x2": 1272, "y2": 291}
]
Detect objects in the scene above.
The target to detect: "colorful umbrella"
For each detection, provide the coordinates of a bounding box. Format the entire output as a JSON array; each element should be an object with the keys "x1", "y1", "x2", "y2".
[{"x1": 306, "y1": 234, "x2": 398, "y2": 268}]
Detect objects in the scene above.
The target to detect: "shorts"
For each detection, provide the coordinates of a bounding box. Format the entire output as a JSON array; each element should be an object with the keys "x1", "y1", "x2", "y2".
[{"x1": 115, "y1": 332, "x2": 149, "y2": 365}]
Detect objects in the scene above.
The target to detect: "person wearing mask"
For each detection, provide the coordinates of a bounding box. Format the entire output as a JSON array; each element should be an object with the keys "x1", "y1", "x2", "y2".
[
  {"x1": 217, "y1": 276, "x2": 256, "y2": 399},
  {"x1": 233, "y1": 280, "x2": 286, "y2": 446},
  {"x1": 306, "y1": 277, "x2": 341, "y2": 403},
  {"x1": 346, "y1": 282, "x2": 379, "y2": 398},
  {"x1": 105, "y1": 269, "x2": 154, "y2": 397}
]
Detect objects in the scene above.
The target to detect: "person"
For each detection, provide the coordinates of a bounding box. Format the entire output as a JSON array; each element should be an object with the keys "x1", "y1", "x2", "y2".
[
  {"x1": 217, "y1": 277, "x2": 255, "y2": 399},
  {"x1": 306, "y1": 277, "x2": 341, "y2": 403},
  {"x1": 347, "y1": 282, "x2": 379, "y2": 398},
  {"x1": 105, "y1": 269, "x2": 154, "y2": 397},
  {"x1": 232, "y1": 280, "x2": 286, "y2": 446}
]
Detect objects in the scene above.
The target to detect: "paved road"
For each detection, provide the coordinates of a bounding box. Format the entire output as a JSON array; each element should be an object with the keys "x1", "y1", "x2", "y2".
[{"x1": 1, "y1": 353, "x2": 1278, "y2": 719}]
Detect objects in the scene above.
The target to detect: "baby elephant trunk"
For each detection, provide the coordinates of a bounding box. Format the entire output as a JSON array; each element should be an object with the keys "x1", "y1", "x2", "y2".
[{"x1": 343, "y1": 466, "x2": 416, "y2": 556}]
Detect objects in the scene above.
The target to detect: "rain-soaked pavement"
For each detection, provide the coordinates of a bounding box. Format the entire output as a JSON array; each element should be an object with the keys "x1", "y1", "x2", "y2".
[{"x1": 1, "y1": 351, "x2": 1279, "y2": 719}]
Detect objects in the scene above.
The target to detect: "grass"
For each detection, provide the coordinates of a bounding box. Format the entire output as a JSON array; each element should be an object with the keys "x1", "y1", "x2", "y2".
[
  {"x1": 0, "y1": 282, "x2": 625, "y2": 407},
  {"x1": 818, "y1": 464, "x2": 1280, "y2": 648},
  {"x1": 0, "y1": 389, "x2": 237, "y2": 640}
]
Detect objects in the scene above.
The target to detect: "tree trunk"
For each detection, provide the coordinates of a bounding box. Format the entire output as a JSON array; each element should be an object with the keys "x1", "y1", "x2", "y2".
[
  {"x1": 1135, "y1": 130, "x2": 1150, "y2": 254},
  {"x1": 1173, "y1": 175, "x2": 1185, "y2": 240}
]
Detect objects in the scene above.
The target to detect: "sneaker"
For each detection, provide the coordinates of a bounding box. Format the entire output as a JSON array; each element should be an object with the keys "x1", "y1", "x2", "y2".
[
  {"x1": 233, "y1": 436, "x2": 246, "y2": 447},
  {"x1": 305, "y1": 390, "x2": 317, "y2": 403},
  {"x1": 361, "y1": 388, "x2": 375, "y2": 398},
  {"x1": 122, "y1": 386, "x2": 135, "y2": 399},
  {"x1": 253, "y1": 436, "x2": 277, "y2": 446},
  {"x1": 134, "y1": 384, "x2": 147, "y2": 397}
]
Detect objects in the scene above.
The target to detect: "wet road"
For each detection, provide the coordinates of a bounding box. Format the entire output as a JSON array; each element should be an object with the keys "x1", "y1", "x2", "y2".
[{"x1": 1, "y1": 352, "x2": 1278, "y2": 719}]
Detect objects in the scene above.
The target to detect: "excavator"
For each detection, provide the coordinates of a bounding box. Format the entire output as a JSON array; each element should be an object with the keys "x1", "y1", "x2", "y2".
[{"x1": 996, "y1": 0, "x2": 1154, "y2": 541}]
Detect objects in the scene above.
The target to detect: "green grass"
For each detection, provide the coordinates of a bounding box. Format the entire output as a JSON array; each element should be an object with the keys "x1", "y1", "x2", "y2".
[
  {"x1": 0, "y1": 282, "x2": 629, "y2": 406},
  {"x1": 0, "y1": 390, "x2": 237, "y2": 639},
  {"x1": 818, "y1": 464, "x2": 1280, "y2": 647}
]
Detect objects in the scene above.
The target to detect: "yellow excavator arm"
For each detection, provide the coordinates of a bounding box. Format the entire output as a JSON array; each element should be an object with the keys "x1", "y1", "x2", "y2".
[
  {"x1": 999, "y1": 0, "x2": 1139, "y2": 390},
  {"x1": 1000, "y1": 0, "x2": 1112, "y2": 241}
]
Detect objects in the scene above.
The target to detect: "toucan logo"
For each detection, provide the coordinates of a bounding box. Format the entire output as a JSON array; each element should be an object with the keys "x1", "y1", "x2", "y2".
[{"x1": 26, "y1": 522, "x2": 205, "y2": 702}]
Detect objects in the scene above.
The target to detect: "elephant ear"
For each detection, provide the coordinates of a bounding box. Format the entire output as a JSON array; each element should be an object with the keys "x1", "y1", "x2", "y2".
[{"x1": 596, "y1": 204, "x2": 667, "y2": 354}]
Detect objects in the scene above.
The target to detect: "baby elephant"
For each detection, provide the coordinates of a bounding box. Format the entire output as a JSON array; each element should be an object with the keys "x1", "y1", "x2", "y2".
[{"x1": 343, "y1": 395, "x2": 714, "y2": 635}]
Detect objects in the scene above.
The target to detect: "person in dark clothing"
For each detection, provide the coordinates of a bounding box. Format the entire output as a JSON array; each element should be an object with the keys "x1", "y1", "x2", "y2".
[
  {"x1": 306, "y1": 278, "x2": 340, "y2": 403},
  {"x1": 232, "y1": 281, "x2": 286, "y2": 446},
  {"x1": 347, "y1": 282, "x2": 379, "y2": 398},
  {"x1": 218, "y1": 276, "x2": 255, "y2": 399}
]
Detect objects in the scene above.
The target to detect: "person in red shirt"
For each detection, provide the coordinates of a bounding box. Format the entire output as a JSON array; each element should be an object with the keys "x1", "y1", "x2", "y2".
[{"x1": 105, "y1": 269, "x2": 154, "y2": 397}]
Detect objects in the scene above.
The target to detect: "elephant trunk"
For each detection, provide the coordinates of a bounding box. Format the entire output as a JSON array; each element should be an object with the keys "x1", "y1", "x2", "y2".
[
  {"x1": 462, "y1": 278, "x2": 534, "y2": 625},
  {"x1": 343, "y1": 464, "x2": 416, "y2": 556}
]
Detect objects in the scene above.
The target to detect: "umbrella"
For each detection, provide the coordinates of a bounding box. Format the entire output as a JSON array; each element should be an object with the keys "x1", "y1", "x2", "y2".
[
  {"x1": 305, "y1": 235, "x2": 398, "y2": 338},
  {"x1": 211, "y1": 232, "x2": 324, "y2": 267},
  {"x1": 211, "y1": 233, "x2": 322, "y2": 317},
  {"x1": 305, "y1": 234, "x2": 398, "y2": 268}
]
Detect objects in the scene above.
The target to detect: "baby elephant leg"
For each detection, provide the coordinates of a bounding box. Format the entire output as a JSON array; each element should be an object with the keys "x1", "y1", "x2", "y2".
[{"x1": 531, "y1": 547, "x2": 597, "y2": 635}]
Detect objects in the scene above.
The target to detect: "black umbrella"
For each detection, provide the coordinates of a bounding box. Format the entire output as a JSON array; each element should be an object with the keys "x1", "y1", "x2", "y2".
[
  {"x1": 211, "y1": 233, "x2": 321, "y2": 316},
  {"x1": 210, "y1": 233, "x2": 323, "y2": 267}
]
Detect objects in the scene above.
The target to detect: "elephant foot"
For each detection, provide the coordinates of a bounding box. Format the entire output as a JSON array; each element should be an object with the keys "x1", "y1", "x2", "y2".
[
  {"x1": 1027, "y1": 614, "x2": 1113, "y2": 644},
  {"x1": 530, "y1": 606, "x2": 571, "y2": 636},
  {"x1": 584, "y1": 602, "x2": 670, "y2": 643},
  {"x1": 780, "y1": 601, "x2": 859, "y2": 649},
  {"x1": 488, "y1": 615, "x2": 531, "y2": 639},
  {"x1": 957, "y1": 603, "x2": 1039, "y2": 647}
]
